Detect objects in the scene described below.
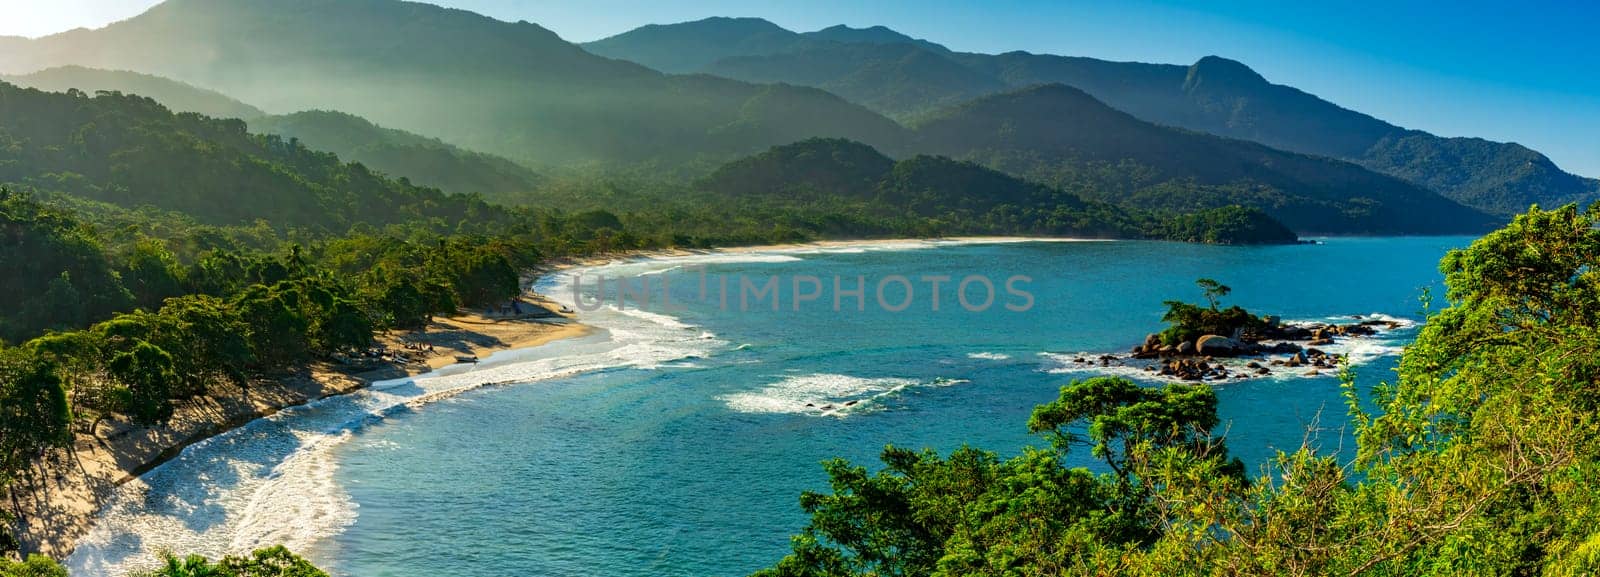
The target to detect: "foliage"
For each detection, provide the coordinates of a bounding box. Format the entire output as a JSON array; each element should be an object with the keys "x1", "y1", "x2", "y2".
[
  {"x1": 0, "y1": 555, "x2": 68, "y2": 577},
  {"x1": 0, "y1": 82, "x2": 507, "y2": 232},
  {"x1": 1158, "y1": 278, "x2": 1262, "y2": 345},
  {"x1": 132, "y1": 546, "x2": 328, "y2": 577}
]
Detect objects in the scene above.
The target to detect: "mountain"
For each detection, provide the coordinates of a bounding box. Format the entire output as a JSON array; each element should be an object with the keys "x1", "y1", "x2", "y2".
[
  {"x1": 580, "y1": 18, "x2": 948, "y2": 75},
  {"x1": 588, "y1": 20, "x2": 1600, "y2": 216},
  {"x1": 250, "y1": 110, "x2": 543, "y2": 195},
  {"x1": 0, "y1": 65, "x2": 265, "y2": 119},
  {"x1": 803, "y1": 25, "x2": 948, "y2": 53},
  {"x1": 909, "y1": 85, "x2": 1495, "y2": 234},
  {"x1": 580, "y1": 17, "x2": 808, "y2": 74},
  {"x1": 702, "y1": 138, "x2": 1299, "y2": 244},
  {"x1": 0, "y1": 0, "x2": 906, "y2": 168},
  {"x1": 0, "y1": 0, "x2": 1512, "y2": 235},
  {"x1": 706, "y1": 43, "x2": 1004, "y2": 116},
  {"x1": 0, "y1": 81, "x2": 504, "y2": 232}
]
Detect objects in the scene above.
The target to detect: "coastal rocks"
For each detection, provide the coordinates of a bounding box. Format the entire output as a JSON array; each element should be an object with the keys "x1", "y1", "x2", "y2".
[
  {"x1": 1159, "y1": 358, "x2": 1230, "y2": 381},
  {"x1": 1129, "y1": 333, "x2": 1165, "y2": 358},
  {"x1": 1196, "y1": 335, "x2": 1244, "y2": 356},
  {"x1": 1064, "y1": 314, "x2": 1400, "y2": 383},
  {"x1": 1266, "y1": 342, "x2": 1302, "y2": 354}
]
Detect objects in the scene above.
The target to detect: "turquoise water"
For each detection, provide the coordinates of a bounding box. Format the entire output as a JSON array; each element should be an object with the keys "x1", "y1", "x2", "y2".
[
  {"x1": 321, "y1": 237, "x2": 1466, "y2": 577},
  {"x1": 64, "y1": 237, "x2": 1472, "y2": 577}
]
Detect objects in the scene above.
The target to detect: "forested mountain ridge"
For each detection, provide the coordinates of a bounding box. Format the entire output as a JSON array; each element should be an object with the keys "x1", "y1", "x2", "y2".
[
  {"x1": 0, "y1": 0, "x2": 906, "y2": 167},
  {"x1": 587, "y1": 19, "x2": 1600, "y2": 216},
  {"x1": 701, "y1": 138, "x2": 1299, "y2": 244},
  {"x1": 0, "y1": 81, "x2": 504, "y2": 232},
  {"x1": 0, "y1": 65, "x2": 265, "y2": 120},
  {"x1": 907, "y1": 84, "x2": 1497, "y2": 234},
  {"x1": 0, "y1": 0, "x2": 1518, "y2": 236},
  {"x1": 250, "y1": 110, "x2": 545, "y2": 196}
]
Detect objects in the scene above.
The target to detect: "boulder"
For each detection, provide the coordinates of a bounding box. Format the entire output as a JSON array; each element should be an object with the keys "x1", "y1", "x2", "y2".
[
  {"x1": 1196, "y1": 335, "x2": 1243, "y2": 356},
  {"x1": 1144, "y1": 333, "x2": 1163, "y2": 348},
  {"x1": 1269, "y1": 342, "x2": 1303, "y2": 354},
  {"x1": 1177, "y1": 340, "x2": 1196, "y2": 355}
]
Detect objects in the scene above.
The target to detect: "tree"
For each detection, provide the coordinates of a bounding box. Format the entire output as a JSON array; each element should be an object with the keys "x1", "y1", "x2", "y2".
[
  {"x1": 0, "y1": 347, "x2": 72, "y2": 483},
  {"x1": 122, "y1": 238, "x2": 185, "y2": 311},
  {"x1": 106, "y1": 339, "x2": 178, "y2": 425},
  {"x1": 132, "y1": 546, "x2": 329, "y2": 577},
  {"x1": 0, "y1": 554, "x2": 69, "y2": 577},
  {"x1": 1194, "y1": 278, "x2": 1230, "y2": 310}
]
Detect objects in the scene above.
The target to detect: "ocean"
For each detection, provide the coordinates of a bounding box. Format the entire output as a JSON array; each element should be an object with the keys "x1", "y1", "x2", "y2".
[{"x1": 66, "y1": 237, "x2": 1472, "y2": 576}]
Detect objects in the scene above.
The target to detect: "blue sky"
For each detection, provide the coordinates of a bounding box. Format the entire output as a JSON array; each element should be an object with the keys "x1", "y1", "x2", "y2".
[{"x1": 5, "y1": 0, "x2": 1596, "y2": 177}]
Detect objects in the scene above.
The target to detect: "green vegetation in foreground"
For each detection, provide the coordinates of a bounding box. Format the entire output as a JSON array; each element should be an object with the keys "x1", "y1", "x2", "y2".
[
  {"x1": 0, "y1": 546, "x2": 329, "y2": 576},
  {"x1": 753, "y1": 204, "x2": 1600, "y2": 576},
  {"x1": 131, "y1": 547, "x2": 328, "y2": 577}
]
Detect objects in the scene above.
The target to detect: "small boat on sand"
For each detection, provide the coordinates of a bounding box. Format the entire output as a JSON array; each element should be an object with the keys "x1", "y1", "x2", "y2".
[{"x1": 455, "y1": 355, "x2": 479, "y2": 364}]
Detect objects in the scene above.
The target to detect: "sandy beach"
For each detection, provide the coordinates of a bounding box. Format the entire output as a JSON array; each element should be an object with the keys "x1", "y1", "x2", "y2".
[
  {"x1": 9, "y1": 235, "x2": 1079, "y2": 559},
  {"x1": 5, "y1": 288, "x2": 591, "y2": 558}
]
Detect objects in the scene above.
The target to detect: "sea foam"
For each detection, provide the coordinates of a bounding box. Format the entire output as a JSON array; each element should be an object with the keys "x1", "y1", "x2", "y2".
[{"x1": 68, "y1": 262, "x2": 729, "y2": 576}]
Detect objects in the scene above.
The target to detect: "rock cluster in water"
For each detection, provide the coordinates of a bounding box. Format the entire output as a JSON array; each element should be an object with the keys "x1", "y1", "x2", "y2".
[{"x1": 1066, "y1": 316, "x2": 1406, "y2": 381}]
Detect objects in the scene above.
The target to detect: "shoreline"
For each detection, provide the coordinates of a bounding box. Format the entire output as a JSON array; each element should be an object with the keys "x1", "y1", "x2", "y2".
[
  {"x1": 6, "y1": 286, "x2": 592, "y2": 559},
  {"x1": 15, "y1": 234, "x2": 1218, "y2": 561}
]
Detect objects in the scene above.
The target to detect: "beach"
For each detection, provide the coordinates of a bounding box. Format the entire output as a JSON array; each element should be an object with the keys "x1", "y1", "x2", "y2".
[
  {"x1": 35, "y1": 235, "x2": 1209, "y2": 566},
  {"x1": 6, "y1": 288, "x2": 590, "y2": 559}
]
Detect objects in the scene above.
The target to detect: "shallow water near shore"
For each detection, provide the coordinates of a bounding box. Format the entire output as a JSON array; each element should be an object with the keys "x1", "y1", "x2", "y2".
[{"x1": 68, "y1": 237, "x2": 1471, "y2": 577}]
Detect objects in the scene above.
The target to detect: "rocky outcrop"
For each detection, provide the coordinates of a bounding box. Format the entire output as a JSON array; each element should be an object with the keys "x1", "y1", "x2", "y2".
[
  {"x1": 1195, "y1": 334, "x2": 1243, "y2": 356},
  {"x1": 1068, "y1": 315, "x2": 1408, "y2": 383}
]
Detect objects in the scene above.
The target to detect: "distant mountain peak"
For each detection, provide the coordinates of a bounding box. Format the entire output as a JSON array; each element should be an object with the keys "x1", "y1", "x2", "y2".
[
  {"x1": 804, "y1": 24, "x2": 948, "y2": 52},
  {"x1": 654, "y1": 16, "x2": 788, "y2": 33},
  {"x1": 1185, "y1": 55, "x2": 1268, "y2": 89}
]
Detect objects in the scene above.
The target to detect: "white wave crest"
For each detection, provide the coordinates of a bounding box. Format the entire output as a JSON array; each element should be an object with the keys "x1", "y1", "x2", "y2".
[
  {"x1": 720, "y1": 374, "x2": 928, "y2": 417},
  {"x1": 967, "y1": 352, "x2": 1011, "y2": 361}
]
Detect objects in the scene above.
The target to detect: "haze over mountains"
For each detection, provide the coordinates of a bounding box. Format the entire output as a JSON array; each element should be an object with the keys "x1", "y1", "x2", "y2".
[
  {"x1": 586, "y1": 17, "x2": 1600, "y2": 217},
  {"x1": 0, "y1": 0, "x2": 1585, "y2": 236}
]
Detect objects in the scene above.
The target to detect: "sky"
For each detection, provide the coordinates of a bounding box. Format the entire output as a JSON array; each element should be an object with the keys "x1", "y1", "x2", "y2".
[{"x1": 2, "y1": 0, "x2": 1596, "y2": 177}]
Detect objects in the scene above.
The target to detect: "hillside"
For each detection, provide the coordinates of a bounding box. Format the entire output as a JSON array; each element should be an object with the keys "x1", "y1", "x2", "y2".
[
  {"x1": 250, "y1": 110, "x2": 544, "y2": 195},
  {"x1": 0, "y1": 0, "x2": 1520, "y2": 235},
  {"x1": 0, "y1": 81, "x2": 504, "y2": 232},
  {"x1": 702, "y1": 138, "x2": 1299, "y2": 244},
  {"x1": 0, "y1": 0, "x2": 907, "y2": 167},
  {"x1": 587, "y1": 20, "x2": 1600, "y2": 216},
  {"x1": 0, "y1": 65, "x2": 265, "y2": 119},
  {"x1": 909, "y1": 85, "x2": 1496, "y2": 234}
]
